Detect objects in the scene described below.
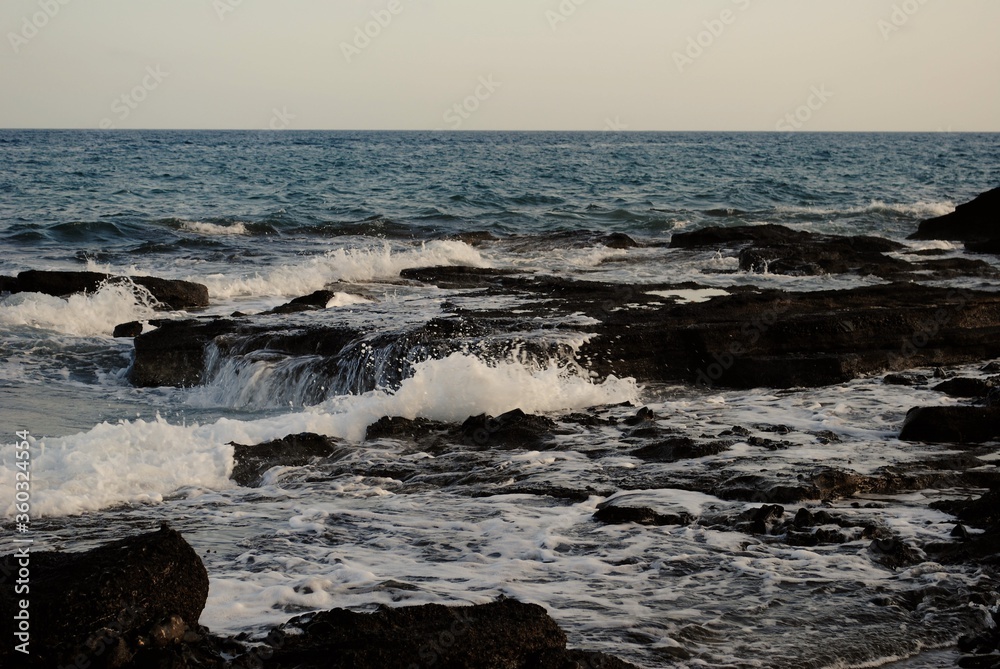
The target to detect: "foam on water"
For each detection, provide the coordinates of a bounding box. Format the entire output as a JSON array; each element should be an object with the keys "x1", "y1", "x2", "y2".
[
  {"x1": 199, "y1": 240, "x2": 486, "y2": 299},
  {"x1": 0, "y1": 282, "x2": 159, "y2": 337},
  {"x1": 180, "y1": 220, "x2": 249, "y2": 235},
  {"x1": 774, "y1": 200, "x2": 955, "y2": 219},
  {"x1": 0, "y1": 352, "x2": 638, "y2": 517}
]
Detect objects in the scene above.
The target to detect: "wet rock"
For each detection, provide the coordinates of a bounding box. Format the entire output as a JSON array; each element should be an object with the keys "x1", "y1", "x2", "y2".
[
  {"x1": 967, "y1": 237, "x2": 1000, "y2": 255},
  {"x1": 399, "y1": 265, "x2": 519, "y2": 289},
  {"x1": 0, "y1": 525, "x2": 209, "y2": 668},
  {"x1": 909, "y1": 186, "x2": 1000, "y2": 243},
  {"x1": 257, "y1": 598, "x2": 639, "y2": 669},
  {"x1": 593, "y1": 504, "x2": 693, "y2": 527},
  {"x1": 899, "y1": 406, "x2": 1000, "y2": 444},
  {"x1": 631, "y1": 438, "x2": 730, "y2": 462},
  {"x1": 130, "y1": 318, "x2": 239, "y2": 387},
  {"x1": 934, "y1": 377, "x2": 997, "y2": 398},
  {"x1": 267, "y1": 290, "x2": 338, "y2": 314},
  {"x1": 0, "y1": 275, "x2": 19, "y2": 293},
  {"x1": 868, "y1": 537, "x2": 922, "y2": 570},
  {"x1": 884, "y1": 373, "x2": 928, "y2": 386},
  {"x1": 716, "y1": 475, "x2": 820, "y2": 504},
  {"x1": 460, "y1": 409, "x2": 558, "y2": 449},
  {"x1": 601, "y1": 232, "x2": 640, "y2": 249},
  {"x1": 14, "y1": 270, "x2": 209, "y2": 310},
  {"x1": 670, "y1": 224, "x2": 809, "y2": 249},
  {"x1": 230, "y1": 432, "x2": 346, "y2": 487},
  {"x1": 447, "y1": 230, "x2": 498, "y2": 246},
  {"x1": 365, "y1": 416, "x2": 451, "y2": 442},
  {"x1": 113, "y1": 321, "x2": 143, "y2": 338},
  {"x1": 740, "y1": 504, "x2": 785, "y2": 535}
]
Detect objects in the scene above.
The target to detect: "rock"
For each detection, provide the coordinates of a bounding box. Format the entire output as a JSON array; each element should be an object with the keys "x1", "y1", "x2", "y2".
[
  {"x1": 741, "y1": 504, "x2": 785, "y2": 534},
  {"x1": 0, "y1": 525, "x2": 209, "y2": 668},
  {"x1": 112, "y1": 321, "x2": 143, "y2": 338},
  {"x1": 130, "y1": 319, "x2": 239, "y2": 387},
  {"x1": 365, "y1": 416, "x2": 451, "y2": 442},
  {"x1": 899, "y1": 406, "x2": 1000, "y2": 444},
  {"x1": 967, "y1": 238, "x2": 1000, "y2": 255},
  {"x1": 460, "y1": 409, "x2": 558, "y2": 449},
  {"x1": 593, "y1": 504, "x2": 692, "y2": 526},
  {"x1": 631, "y1": 437, "x2": 730, "y2": 462},
  {"x1": 0, "y1": 275, "x2": 19, "y2": 293},
  {"x1": 934, "y1": 377, "x2": 997, "y2": 398},
  {"x1": 670, "y1": 224, "x2": 809, "y2": 249},
  {"x1": 884, "y1": 373, "x2": 928, "y2": 386},
  {"x1": 268, "y1": 290, "x2": 338, "y2": 314},
  {"x1": 868, "y1": 538, "x2": 922, "y2": 570},
  {"x1": 14, "y1": 270, "x2": 209, "y2": 310},
  {"x1": 447, "y1": 230, "x2": 497, "y2": 246},
  {"x1": 909, "y1": 187, "x2": 1000, "y2": 242},
  {"x1": 230, "y1": 432, "x2": 345, "y2": 487},
  {"x1": 399, "y1": 266, "x2": 519, "y2": 289},
  {"x1": 256, "y1": 598, "x2": 639, "y2": 669},
  {"x1": 601, "y1": 232, "x2": 640, "y2": 249}
]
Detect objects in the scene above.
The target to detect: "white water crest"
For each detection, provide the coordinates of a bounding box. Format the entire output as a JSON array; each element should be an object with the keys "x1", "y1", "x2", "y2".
[{"x1": 0, "y1": 282, "x2": 160, "y2": 337}]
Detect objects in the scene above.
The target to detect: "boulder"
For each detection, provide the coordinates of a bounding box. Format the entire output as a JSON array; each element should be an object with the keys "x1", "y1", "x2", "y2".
[
  {"x1": 908, "y1": 186, "x2": 1000, "y2": 242},
  {"x1": 0, "y1": 525, "x2": 208, "y2": 668},
  {"x1": 130, "y1": 319, "x2": 239, "y2": 387},
  {"x1": 0, "y1": 275, "x2": 19, "y2": 293},
  {"x1": 257, "y1": 598, "x2": 638, "y2": 669},
  {"x1": 230, "y1": 432, "x2": 346, "y2": 486},
  {"x1": 899, "y1": 406, "x2": 1000, "y2": 444},
  {"x1": 459, "y1": 409, "x2": 558, "y2": 449},
  {"x1": 14, "y1": 270, "x2": 209, "y2": 310},
  {"x1": 112, "y1": 321, "x2": 143, "y2": 338}
]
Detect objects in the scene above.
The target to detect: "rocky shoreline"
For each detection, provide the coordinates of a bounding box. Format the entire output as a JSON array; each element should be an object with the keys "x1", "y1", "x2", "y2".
[{"x1": 2, "y1": 187, "x2": 999, "y2": 667}]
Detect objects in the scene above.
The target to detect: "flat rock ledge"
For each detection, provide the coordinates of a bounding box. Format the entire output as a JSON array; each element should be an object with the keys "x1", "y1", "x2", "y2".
[{"x1": 0, "y1": 270, "x2": 209, "y2": 310}]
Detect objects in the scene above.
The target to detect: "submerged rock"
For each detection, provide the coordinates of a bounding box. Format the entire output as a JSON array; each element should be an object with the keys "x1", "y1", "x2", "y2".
[{"x1": 0, "y1": 525, "x2": 209, "y2": 668}]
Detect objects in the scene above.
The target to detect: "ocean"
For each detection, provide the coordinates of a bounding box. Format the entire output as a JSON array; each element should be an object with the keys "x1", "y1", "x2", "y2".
[{"x1": 1, "y1": 130, "x2": 999, "y2": 668}]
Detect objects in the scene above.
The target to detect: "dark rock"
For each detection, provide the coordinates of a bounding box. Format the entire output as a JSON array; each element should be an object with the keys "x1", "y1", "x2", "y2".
[
  {"x1": 899, "y1": 406, "x2": 1000, "y2": 444},
  {"x1": 601, "y1": 232, "x2": 640, "y2": 249},
  {"x1": 868, "y1": 538, "x2": 922, "y2": 570},
  {"x1": 130, "y1": 319, "x2": 239, "y2": 387},
  {"x1": 622, "y1": 407, "x2": 655, "y2": 426},
  {"x1": 15, "y1": 270, "x2": 209, "y2": 310},
  {"x1": 716, "y1": 475, "x2": 820, "y2": 504},
  {"x1": 951, "y1": 524, "x2": 971, "y2": 540},
  {"x1": 0, "y1": 275, "x2": 19, "y2": 293},
  {"x1": 230, "y1": 432, "x2": 345, "y2": 487},
  {"x1": 884, "y1": 373, "x2": 928, "y2": 386},
  {"x1": 399, "y1": 266, "x2": 519, "y2": 289},
  {"x1": 670, "y1": 224, "x2": 809, "y2": 249},
  {"x1": 593, "y1": 504, "x2": 693, "y2": 527},
  {"x1": 268, "y1": 290, "x2": 337, "y2": 314},
  {"x1": 0, "y1": 526, "x2": 208, "y2": 668},
  {"x1": 113, "y1": 321, "x2": 143, "y2": 338},
  {"x1": 967, "y1": 237, "x2": 1000, "y2": 254},
  {"x1": 934, "y1": 377, "x2": 996, "y2": 398},
  {"x1": 741, "y1": 504, "x2": 785, "y2": 534},
  {"x1": 447, "y1": 230, "x2": 497, "y2": 246},
  {"x1": 257, "y1": 598, "x2": 639, "y2": 669},
  {"x1": 460, "y1": 409, "x2": 557, "y2": 449},
  {"x1": 631, "y1": 438, "x2": 730, "y2": 462},
  {"x1": 909, "y1": 187, "x2": 1000, "y2": 242},
  {"x1": 365, "y1": 416, "x2": 451, "y2": 442}
]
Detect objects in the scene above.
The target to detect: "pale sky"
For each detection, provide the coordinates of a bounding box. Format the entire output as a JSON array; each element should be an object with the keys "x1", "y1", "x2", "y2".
[{"x1": 1, "y1": 0, "x2": 998, "y2": 131}]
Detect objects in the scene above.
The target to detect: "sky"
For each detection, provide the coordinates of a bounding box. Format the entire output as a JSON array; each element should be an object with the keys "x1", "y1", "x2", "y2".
[{"x1": 1, "y1": 0, "x2": 998, "y2": 131}]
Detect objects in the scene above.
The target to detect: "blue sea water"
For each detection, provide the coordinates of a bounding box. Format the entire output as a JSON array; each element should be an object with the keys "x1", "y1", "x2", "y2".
[{"x1": 1, "y1": 131, "x2": 999, "y2": 668}]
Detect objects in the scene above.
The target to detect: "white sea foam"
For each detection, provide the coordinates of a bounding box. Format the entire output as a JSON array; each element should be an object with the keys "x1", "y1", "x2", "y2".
[
  {"x1": 775, "y1": 200, "x2": 955, "y2": 219},
  {"x1": 0, "y1": 283, "x2": 158, "y2": 337},
  {"x1": 326, "y1": 292, "x2": 372, "y2": 308},
  {"x1": 180, "y1": 220, "x2": 249, "y2": 236},
  {"x1": 0, "y1": 352, "x2": 638, "y2": 517},
  {"x1": 199, "y1": 240, "x2": 486, "y2": 299}
]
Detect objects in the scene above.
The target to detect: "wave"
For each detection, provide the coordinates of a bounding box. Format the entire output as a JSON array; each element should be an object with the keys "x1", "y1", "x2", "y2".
[
  {"x1": 199, "y1": 240, "x2": 487, "y2": 299},
  {"x1": 180, "y1": 220, "x2": 249, "y2": 236},
  {"x1": 0, "y1": 352, "x2": 638, "y2": 517},
  {"x1": 773, "y1": 200, "x2": 955, "y2": 219},
  {"x1": 0, "y1": 281, "x2": 159, "y2": 337}
]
